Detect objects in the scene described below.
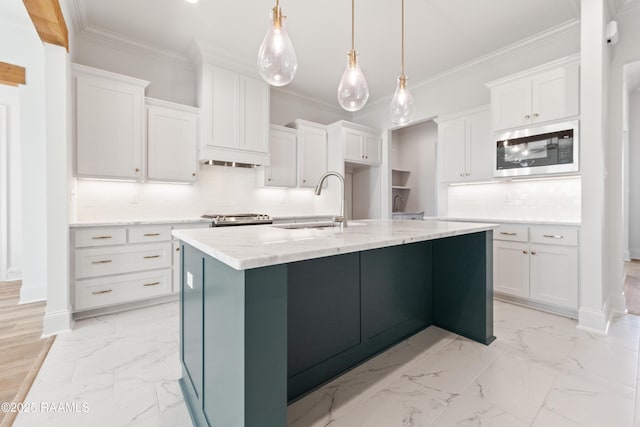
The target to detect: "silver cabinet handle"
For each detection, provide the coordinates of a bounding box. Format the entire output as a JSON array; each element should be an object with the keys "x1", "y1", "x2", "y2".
[
  {"x1": 144, "y1": 233, "x2": 160, "y2": 237},
  {"x1": 92, "y1": 236, "x2": 112, "y2": 240},
  {"x1": 500, "y1": 232, "x2": 517, "y2": 236},
  {"x1": 143, "y1": 282, "x2": 160, "y2": 287},
  {"x1": 543, "y1": 234, "x2": 564, "y2": 239},
  {"x1": 92, "y1": 260, "x2": 112, "y2": 264},
  {"x1": 92, "y1": 289, "x2": 112, "y2": 295},
  {"x1": 144, "y1": 255, "x2": 160, "y2": 259}
]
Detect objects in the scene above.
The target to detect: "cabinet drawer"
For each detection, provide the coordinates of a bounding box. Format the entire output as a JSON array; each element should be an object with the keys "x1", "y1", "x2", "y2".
[
  {"x1": 128, "y1": 226, "x2": 172, "y2": 243},
  {"x1": 75, "y1": 228, "x2": 127, "y2": 248},
  {"x1": 75, "y1": 243, "x2": 172, "y2": 279},
  {"x1": 494, "y1": 225, "x2": 529, "y2": 242},
  {"x1": 75, "y1": 269, "x2": 171, "y2": 311},
  {"x1": 530, "y1": 226, "x2": 578, "y2": 246}
]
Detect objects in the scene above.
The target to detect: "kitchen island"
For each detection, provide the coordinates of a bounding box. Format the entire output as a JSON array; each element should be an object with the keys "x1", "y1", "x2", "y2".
[{"x1": 172, "y1": 219, "x2": 497, "y2": 427}]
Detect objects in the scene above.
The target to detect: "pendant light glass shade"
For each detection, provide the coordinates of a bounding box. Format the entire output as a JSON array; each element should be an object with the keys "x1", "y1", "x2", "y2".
[
  {"x1": 337, "y1": 0, "x2": 369, "y2": 112},
  {"x1": 390, "y1": 76, "x2": 414, "y2": 125},
  {"x1": 257, "y1": 2, "x2": 297, "y2": 87},
  {"x1": 390, "y1": 0, "x2": 414, "y2": 125},
  {"x1": 337, "y1": 51, "x2": 369, "y2": 112}
]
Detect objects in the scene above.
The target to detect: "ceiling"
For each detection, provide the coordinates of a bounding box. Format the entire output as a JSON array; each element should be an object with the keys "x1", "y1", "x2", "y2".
[{"x1": 72, "y1": 0, "x2": 584, "y2": 107}]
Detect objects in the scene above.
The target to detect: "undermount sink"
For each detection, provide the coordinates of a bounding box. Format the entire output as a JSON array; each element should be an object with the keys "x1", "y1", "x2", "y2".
[{"x1": 272, "y1": 221, "x2": 366, "y2": 230}]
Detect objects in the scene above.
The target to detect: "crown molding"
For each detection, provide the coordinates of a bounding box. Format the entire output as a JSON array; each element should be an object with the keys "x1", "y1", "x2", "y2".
[
  {"x1": 485, "y1": 54, "x2": 580, "y2": 88},
  {"x1": 363, "y1": 19, "x2": 581, "y2": 111},
  {"x1": 67, "y1": 0, "x2": 88, "y2": 32}
]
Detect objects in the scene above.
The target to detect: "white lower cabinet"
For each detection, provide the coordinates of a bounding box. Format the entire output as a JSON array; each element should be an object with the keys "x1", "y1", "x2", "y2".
[
  {"x1": 71, "y1": 221, "x2": 210, "y2": 312},
  {"x1": 529, "y1": 243, "x2": 579, "y2": 309},
  {"x1": 493, "y1": 224, "x2": 579, "y2": 312}
]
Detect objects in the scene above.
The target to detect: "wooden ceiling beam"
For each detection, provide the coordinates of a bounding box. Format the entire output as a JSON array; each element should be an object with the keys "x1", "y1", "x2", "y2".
[
  {"x1": 22, "y1": 0, "x2": 69, "y2": 51},
  {"x1": 0, "y1": 62, "x2": 26, "y2": 87}
]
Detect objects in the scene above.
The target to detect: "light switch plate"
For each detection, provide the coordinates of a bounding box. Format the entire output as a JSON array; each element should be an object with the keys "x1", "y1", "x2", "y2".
[{"x1": 187, "y1": 272, "x2": 194, "y2": 289}]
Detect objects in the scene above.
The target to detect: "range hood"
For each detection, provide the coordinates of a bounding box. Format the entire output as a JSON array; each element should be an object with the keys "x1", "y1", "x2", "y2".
[{"x1": 199, "y1": 146, "x2": 270, "y2": 168}]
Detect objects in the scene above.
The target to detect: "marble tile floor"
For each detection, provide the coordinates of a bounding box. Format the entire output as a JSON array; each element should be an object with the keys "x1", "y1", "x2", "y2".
[{"x1": 13, "y1": 300, "x2": 640, "y2": 427}]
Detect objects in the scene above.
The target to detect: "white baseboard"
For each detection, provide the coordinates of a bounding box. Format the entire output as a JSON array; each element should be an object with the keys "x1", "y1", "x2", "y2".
[
  {"x1": 577, "y1": 305, "x2": 609, "y2": 335},
  {"x1": 19, "y1": 285, "x2": 46, "y2": 304},
  {"x1": 43, "y1": 309, "x2": 73, "y2": 337},
  {"x1": 611, "y1": 292, "x2": 627, "y2": 314}
]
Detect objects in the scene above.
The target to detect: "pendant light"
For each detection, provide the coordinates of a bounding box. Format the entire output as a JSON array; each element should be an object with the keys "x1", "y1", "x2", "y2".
[
  {"x1": 257, "y1": 0, "x2": 298, "y2": 86},
  {"x1": 389, "y1": 0, "x2": 415, "y2": 125},
  {"x1": 337, "y1": 0, "x2": 369, "y2": 112}
]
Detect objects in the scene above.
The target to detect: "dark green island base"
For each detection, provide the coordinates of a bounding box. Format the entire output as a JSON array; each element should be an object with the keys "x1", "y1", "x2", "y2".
[{"x1": 179, "y1": 231, "x2": 494, "y2": 427}]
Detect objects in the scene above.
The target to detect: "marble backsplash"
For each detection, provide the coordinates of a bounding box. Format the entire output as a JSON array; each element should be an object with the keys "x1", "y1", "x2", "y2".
[{"x1": 446, "y1": 176, "x2": 581, "y2": 223}]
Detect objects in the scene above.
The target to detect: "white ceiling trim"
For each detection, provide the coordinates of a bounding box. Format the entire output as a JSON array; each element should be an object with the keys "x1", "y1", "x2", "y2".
[
  {"x1": 68, "y1": 0, "x2": 88, "y2": 33},
  {"x1": 364, "y1": 19, "x2": 581, "y2": 110}
]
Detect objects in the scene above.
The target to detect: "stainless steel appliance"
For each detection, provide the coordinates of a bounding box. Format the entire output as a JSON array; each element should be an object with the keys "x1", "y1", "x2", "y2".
[
  {"x1": 201, "y1": 213, "x2": 273, "y2": 227},
  {"x1": 494, "y1": 120, "x2": 579, "y2": 177}
]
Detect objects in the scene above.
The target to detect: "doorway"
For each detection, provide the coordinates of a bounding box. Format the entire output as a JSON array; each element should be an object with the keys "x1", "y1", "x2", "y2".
[
  {"x1": 622, "y1": 60, "x2": 640, "y2": 314},
  {"x1": 389, "y1": 120, "x2": 438, "y2": 217}
]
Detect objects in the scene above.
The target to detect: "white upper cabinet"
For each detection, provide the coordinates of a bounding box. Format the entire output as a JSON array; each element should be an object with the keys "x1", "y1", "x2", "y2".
[
  {"x1": 437, "y1": 106, "x2": 492, "y2": 183},
  {"x1": 262, "y1": 125, "x2": 297, "y2": 187},
  {"x1": 200, "y1": 64, "x2": 270, "y2": 165},
  {"x1": 146, "y1": 98, "x2": 199, "y2": 183},
  {"x1": 487, "y1": 56, "x2": 580, "y2": 132},
  {"x1": 288, "y1": 120, "x2": 328, "y2": 188},
  {"x1": 74, "y1": 64, "x2": 149, "y2": 180},
  {"x1": 330, "y1": 121, "x2": 381, "y2": 166}
]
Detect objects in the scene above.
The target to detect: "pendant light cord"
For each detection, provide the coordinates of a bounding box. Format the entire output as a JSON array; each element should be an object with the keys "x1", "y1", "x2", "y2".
[
  {"x1": 401, "y1": 0, "x2": 405, "y2": 76},
  {"x1": 352, "y1": 0, "x2": 355, "y2": 51}
]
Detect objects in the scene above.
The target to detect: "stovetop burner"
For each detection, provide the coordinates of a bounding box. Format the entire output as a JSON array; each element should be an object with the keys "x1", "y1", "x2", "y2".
[{"x1": 201, "y1": 213, "x2": 272, "y2": 227}]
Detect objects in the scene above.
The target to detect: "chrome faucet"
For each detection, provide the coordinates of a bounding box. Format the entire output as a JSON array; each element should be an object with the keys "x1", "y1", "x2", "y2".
[{"x1": 314, "y1": 171, "x2": 348, "y2": 228}]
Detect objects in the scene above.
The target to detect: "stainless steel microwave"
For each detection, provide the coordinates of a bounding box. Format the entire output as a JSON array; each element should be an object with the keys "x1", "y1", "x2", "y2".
[{"x1": 494, "y1": 120, "x2": 579, "y2": 178}]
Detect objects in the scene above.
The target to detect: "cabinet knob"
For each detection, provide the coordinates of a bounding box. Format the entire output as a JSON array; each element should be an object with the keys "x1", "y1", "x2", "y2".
[
  {"x1": 524, "y1": 115, "x2": 531, "y2": 120},
  {"x1": 135, "y1": 168, "x2": 140, "y2": 172},
  {"x1": 460, "y1": 173, "x2": 464, "y2": 177},
  {"x1": 533, "y1": 113, "x2": 539, "y2": 118},
  {"x1": 268, "y1": 178, "x2": 272, "y2": 181},
  {"x1": 176, "y1": 247, "x2": 180, "y2": 252},
  {"x1": 192, "y1": 173, "x2": 196, "y2": 177},
  {"x1": 531, "y1": 250, "x2": 537, "y2": 255},
  {"x1": 522, "y1": 250, "x2": 528, "y2": 254},
  {"x1": 365, "y1": 156, "x2": 368, "y2": 159},
  {"x1": 303, "y1": 179, "x2": 306, "y2": 183}
]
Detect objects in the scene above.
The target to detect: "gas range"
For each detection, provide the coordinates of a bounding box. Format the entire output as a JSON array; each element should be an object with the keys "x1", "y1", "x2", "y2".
[{"x1": 201, "y1": 213, "x2": 273, "y2": 227}]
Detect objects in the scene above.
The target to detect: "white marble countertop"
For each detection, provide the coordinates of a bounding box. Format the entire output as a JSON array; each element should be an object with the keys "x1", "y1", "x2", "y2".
[
  {"x1": 172, "y1": 219, "x2": 498, "y2": 270},
  {"x1": 424, "y1": 216, "x2": 581, "y2": 227},
  {"x1": 69, "y1": 218, "x2": 212, "y2": 228},
  {"x1": 271, "y1": 214, "x2": 335, "y2": 221}
]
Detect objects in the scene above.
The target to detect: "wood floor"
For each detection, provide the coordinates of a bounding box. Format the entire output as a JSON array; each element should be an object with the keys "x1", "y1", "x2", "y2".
[{"x1": 0, "y1": 281, "x2": 53, "y2": 427}]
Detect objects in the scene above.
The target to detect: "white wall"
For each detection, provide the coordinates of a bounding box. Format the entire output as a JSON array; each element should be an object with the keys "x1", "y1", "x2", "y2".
[
  {"x1": 73, "y1": 33, "x2": 197, "y2": 106},
  {"x1": 0, "y1": 5, "x2": 48, "y2": 302},
  {"x1": 391, "y1": 121, "x2": 437, "y2": 215},
  {"x1": 628, "y1": 91, "x2": 640, "y2": 258},
  {"x1": 0, "y1": 86, "x2": 22, "y2": 281},
  {"x1": 447, "y1": 177, "x2": 582, "y2": 222},
  {"x1": 270, "y1": 89, "x2": 352, "y2": 126},
  {"x1": 75, "y1": 165, "x2": 333, "y2": 221}
]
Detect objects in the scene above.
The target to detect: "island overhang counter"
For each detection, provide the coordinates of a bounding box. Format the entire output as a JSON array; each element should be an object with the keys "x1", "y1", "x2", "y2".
[{"x1": 172, "y1": 219, "x2": 497, "y2": 427}]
